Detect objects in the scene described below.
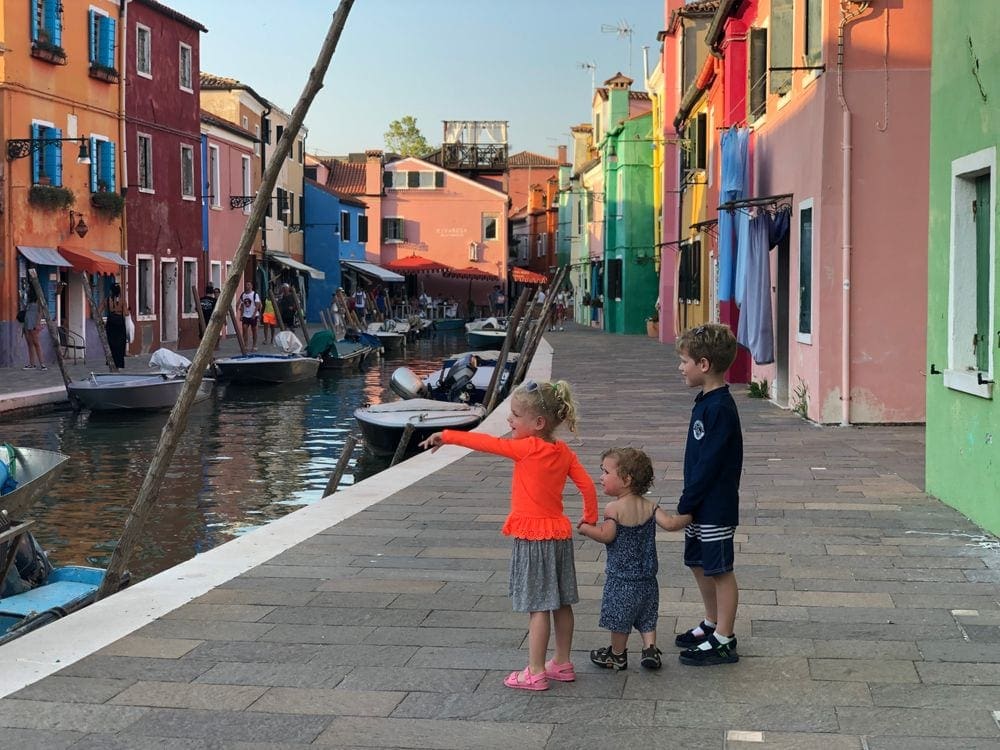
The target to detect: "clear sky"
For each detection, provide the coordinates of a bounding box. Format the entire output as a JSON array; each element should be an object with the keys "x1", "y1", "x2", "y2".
[{"x1": 166, "y1": 0, "x2": 665, "y2": 159}]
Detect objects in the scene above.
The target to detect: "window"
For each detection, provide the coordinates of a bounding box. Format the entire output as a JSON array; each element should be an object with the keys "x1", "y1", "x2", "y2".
[
  {"x1": 30, "y1": 122, "x2": 62, "y2": 186},
  {"x1": 946, "y1": 148, "x2": 996, "y2": 398},
  {"x1": 608, "y1": 258, "x2": 623, "y2": 300},
  {"x1": 179, "y1": 43, "x2": 192, "y2": 91},
  {"x1": 482, "y1": 214, "x2": 499, "y2": 241},
  {"x1": 536, "y1": 233, "x2": 547, "y2": 259},
  {"x1": 242, "y1": 115, "x2": 249, "y2": 130},
  {"x1": 88, "y1": 136, "x2": 115, "y2": 193},
  {"x1": 180, "y1": 144, "x2": 194, "y2": 199},
  {"x1": 241, "y1": 155, "x2": 251, "y2": 214},
  {"x1": 298, "y1": 140, "x2": 304, "y2": 164},
  {"x1": 385, "y1": 170, "x2": 444, "y2": 189},
  {"x1": 30, "y1": 0, "x2": 62, "y2": 47},
  {"x1": 770, "y1": 0, "x2": 793, "y2": 95},
  {"x1": 254, "y1": 124, "x2": 260, "y2": 156},
  {"x1": 137, "y1": 256, "x2": 154, "y2": 317},
  {"x1": 275, "y1": 187, "x2": 287, "y2": 222},
  {"x1": 137, "y1": 133, "x2": 153, "y2": 191},
  {"x1": 340, "y1": 211, "x2": 351, "y2": 241},
  {"x1": 182, "y1": 259, "x2": 197, "y2": 315},
  {"x1": 407, "y1": 171, "x2": 420, "y2": 188},
  {"x1": 749, "y1": 28, "x2": 768, "y2": 121},
  {"x1": 298, "y1": 195, "x2": 304, "y2": 227},
  {"x1": 208, "y1": 145, "x2": 220, "y2": 207},
  {"x1": 358, "y1": 215, "x2": 369, "y2": 243},
  {"x1": 136, "y1": 24, "x2": 151, "y2": 77},
  {"x1": 595, "y1": 113, "x2": 601, "y2": 143},
  {"x1": 804, "y1": 0, "x2": 823, "y2": 66},
  {"x1": 287, "y1": 191, "x2": 295, "y2": 224},
  {"x1": 88, "y1": 8, "x2": 117, "y2": 71},
  {"x1": 276, "y1": 125, "x2": 284, "y2": 147},
  {"x1": 693, "y1": 114, "x2": 708, "y2": 170},
  {"x1": 210, "y1": 261, "x2": 222, "y2": 291},
  {"x1": 798, "y1": 201, "x2": 813, "y2": 341},
  {"x1": 679, "y1": 240, "x2": 702, "y2": 303},
  {"x1": 382, "y1": 217, "x2": 404, "y2": 242}
]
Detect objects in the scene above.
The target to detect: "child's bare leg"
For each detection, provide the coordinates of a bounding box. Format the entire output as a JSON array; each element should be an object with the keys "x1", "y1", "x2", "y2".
[
  {"x1": 690, "y1": 566, "x2": 718, "y2": 623},
  {"x1": 712, "y1": 571, "x2": 739, "y2": 636},
  {"x1": 611, "y1": 631, "x2": 629, "y2": 653},
  {"x1": 552, "y1": 605, "x2": 574, "y2": 663},
  {"x1": 527, "y1": 611, "x2": 550, "y2": 674},
  {"x1": 639, "y1": 630, "x2": 657, "y2": 648}
]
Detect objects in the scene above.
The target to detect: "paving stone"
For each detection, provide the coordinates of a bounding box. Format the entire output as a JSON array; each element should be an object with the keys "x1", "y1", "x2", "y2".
[
  {"x1": 544, "y1": 722, "x2": 715, "y2": 749},
  {"x1": 364, "y1": 626, "x2": 524, "y2": 648},
  {"x1": 121, "y1": 707, "x2": 330, "y2": 743},
  {"x1": 389, "y1": 593, "x2": 482, "y2": 610},
  {"x1": 835, "y1": 707, "x2": 1000, "y2": 738},
  {"x1": 654, "y1": 700, "x2": 839, "y2": 732},
  {"x1": 866, "y1": 738, "x2": 1000, "y2": 750},
  {"x1": 109, "y1": 681, "x2": 266, "y2": 710},
  {"x1": 389, "y1": 691, "x2": 534, "y2": 722},
  {"x1": 308, "y1": 644, "x2": 418, "y2": 667},
  {"x1": 752, "y1": 619, "x2": 960, "y2": 642},
  {"x1": 183, "y1": 641, "x2": 322, "y2": 664},
  {"x1": 405, "y1": 646, "x2": 527, "y2": 670},
  {"x1": 247, "y1": 687, "x2": 405, "y2": 716},
  {"x1": 10, "y1": 676, "x2": 133, "y2": 704},
  {"x1": 0, "y1": 698, "x2": 149, "y2": 732},
  {"x1": 191, "y1": 587, "x2": 319, "y2": 607},
  {"x1": 260, "y1": 605, "x2": 428, "y2": 627},
  {"x1": 59, "y1": 656, "x2": 214, "y2": 682},
  {"x1": 337, "y1": 667, "x2": 484, "y2": 693},
  {"x1": 97, "y1": 636, "x2": 203, "y2": 659},
  {"x1": 872, "y1": 683, "x2": 1000, "y2": 709},
  {"x1": 915, "y1": 661, "x2": 1000, "y2": 685},
  {"x1": 306, "y1": 591, "x2": 400, "y2": 609},
  {"x1": 726, "y1": 731, "x2": 863, "y2": 749},
  {"x1": 812, "y1": 639, "x2": 920, "y2": 660},
  {"x1": 255, "y1": 624, "x2": 375, "y2": 645},
  {"x1": 42, "y1": 733, "x2": 188, "y2": 750},
  {"x1": 777, "y1": 591, "x2": 895, "y2": 608},
  {"x1": 632, "y1": 676, "x2": 873, "y2": 706},
  {"x1": 314, "y1": 715, "x2": 552, "y2": 749},
  {"x1": 160, "y1": 603, "x2": 276, "y2": 622},
  {"x1": 221, "y1": 576, "x2": 328, "y2": 591},
  {"x1": 315, "y1": 578, "x2": 443, "y2": 594},
  {"x1": 194, "y1": 661, "x2": 352, "y2": 688},
  {"x1": 807, "y1": 658, "x2": 919, "y2": 683},
  {"x1": 137, "y1": 619, "x2": 275, "y2": 642}
]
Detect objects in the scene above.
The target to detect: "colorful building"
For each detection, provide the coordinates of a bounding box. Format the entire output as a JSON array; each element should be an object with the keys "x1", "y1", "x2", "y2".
[
  {"x1": 925, "y1": 1, "x2": 1000, "y2": 531},
  {"x1": 1, "y1": 0, "x2": 127, "y2": 366},
  {"x1": 124, "y1": 0, "x2": 206, "y2": 354}
]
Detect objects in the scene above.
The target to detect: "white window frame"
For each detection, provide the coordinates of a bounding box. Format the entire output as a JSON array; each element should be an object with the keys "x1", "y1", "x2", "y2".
[
  {"x1": 797, "y1": 198, "x2": 814, "y2": 345},
  {"x1": 181, "y1": 257, "x2": 198, "y2": 317},
  {"x1": 136, "y1": 23, "x2": 152, "y2": 79},
  {"x1": 137, "y1": 132, "x2": 153, "y2": 193},
  {"x1": 208, "y1": 144, "x2": 221, "y2": 208},
  {"x1": 241, "y1": 155, "x2": 252, "y2": 215},
  {"x1": 384, "y1": 217, "x2": 404, "y2": 243},
  {"x1": 946, "y1": 147, "x2": 996, "y2": 399},
  {"x1": 136, "y1": 254, "x2": 156, "y2": 321},
  {"x1": 178, "y1": 42, "x2": 193, "y2": 92},
  {"x1": 180, "y1": 143, "x2": 195, "y2": 200}
]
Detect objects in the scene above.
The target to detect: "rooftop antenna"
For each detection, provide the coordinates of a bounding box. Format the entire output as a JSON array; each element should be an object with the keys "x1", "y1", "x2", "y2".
[
  {"x1": 578, "y1": 61, "x2": 597, "y2": 94},
  {"x1": 601, "y1": 19, "x2": 634, "y2": 77}
]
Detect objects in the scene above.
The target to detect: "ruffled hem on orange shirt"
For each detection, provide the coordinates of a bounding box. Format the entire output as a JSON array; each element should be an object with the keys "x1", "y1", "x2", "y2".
[{"x1": 502, "y1": 515, "x2": 573, "y2": 540}]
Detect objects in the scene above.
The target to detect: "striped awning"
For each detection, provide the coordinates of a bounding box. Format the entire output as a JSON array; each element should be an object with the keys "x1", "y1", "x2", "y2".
[{"x1": 16, "y1": 246, "x2": 71, "y2": 266}]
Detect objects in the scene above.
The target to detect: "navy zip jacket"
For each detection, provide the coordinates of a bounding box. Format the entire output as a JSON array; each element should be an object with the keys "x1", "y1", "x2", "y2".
[{"x1": 677, "y1": 385, "x2": 743, "y2": 525}]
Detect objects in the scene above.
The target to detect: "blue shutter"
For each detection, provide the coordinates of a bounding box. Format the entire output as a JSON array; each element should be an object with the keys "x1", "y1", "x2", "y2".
[
  {"x1": 100, "y1": 17, "x2": 116, "y2": 67},
  {"x1": 50, "y1": 127, "x2": 62, "y2": 187},
  {"x1": 89, "y1": 137, "x2": 98, "y2": 192},
  {"x1": 108, "y1": 141, "x2": 116, "y2": 191},
  {"x1": 43, "y1": 0, "x2": 59, "y2": 46},
  {"x1": 30, "y1": 123, "x2": 40, "y2": 184},
  {"x1": 88, "y1": 10, "x2": 97, "y2": 62},
  {"x1": 30, "y1": 0, "x2": 39, "y2": 41}
]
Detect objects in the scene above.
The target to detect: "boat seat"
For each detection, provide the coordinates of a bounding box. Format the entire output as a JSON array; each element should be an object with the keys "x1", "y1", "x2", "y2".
[
  {"x1": 0, "y1": 579, "x2": 97, "y2": 617},
  {"x1": 58, "y1": 327, "x2": 86, "y2": 364}
]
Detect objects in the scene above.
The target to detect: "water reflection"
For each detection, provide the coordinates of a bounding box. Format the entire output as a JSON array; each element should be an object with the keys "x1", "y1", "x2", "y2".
[{"x1": 4, "y1": 331, "x2": 466, "y2": 581}]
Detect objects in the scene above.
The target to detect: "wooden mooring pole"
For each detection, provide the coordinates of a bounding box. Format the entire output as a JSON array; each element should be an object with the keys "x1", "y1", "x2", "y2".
[
  {"x1": 483, "y1": 287, "x2": 531, "y2": 414},
  {"x1": 323, "y1": 434, "x2": 357, "y2": 496},
  {"x1": 389, "y1": 423, "x2": 416, "y2": 467}
]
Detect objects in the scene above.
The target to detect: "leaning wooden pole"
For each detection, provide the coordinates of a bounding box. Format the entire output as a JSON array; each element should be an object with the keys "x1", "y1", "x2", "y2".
[
  {"x1": 97, "y1": 1, "x2": 356, "y2": 599},
  {"x1": 289, "y1": 288, "x2": 311, "y2": 342},
  {"x1": 483, "y1": 287, "x2": 531, "y2": 414},
  {"x1": 512, "y1": 267, "x2": 567, "y2": 388},
  {"x1": 323, "y1": 434, "x2": 357, "y2": 497}
]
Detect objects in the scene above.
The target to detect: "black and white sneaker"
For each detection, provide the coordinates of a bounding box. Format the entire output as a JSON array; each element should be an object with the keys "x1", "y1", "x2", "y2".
[
  {"x1": 640, "y1": 645, "x2": 662, "y2": 670},
  {"x1": 590, "y1": 645, "x2": 628, "y2": 670},
  {"x1": 678, "y1": 634, "x2": 739, "y2": 666},
  {"x1": 674, "y1": 621, "x2": 715, "y2": 648}
]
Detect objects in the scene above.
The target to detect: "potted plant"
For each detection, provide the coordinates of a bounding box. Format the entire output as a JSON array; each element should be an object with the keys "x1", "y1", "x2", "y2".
[
  {"x1": 89, "y1": 62, "x2": 119, "y2": 83},
  {"x1": 90, "y1": 189, "x2": 125, "y2": 218},
  {"x1": 28, "y1": 184, "x2": 75, "y2": 211},
  {"x1": 31, "y1": 29, "x2": 67, "y2": 64}
]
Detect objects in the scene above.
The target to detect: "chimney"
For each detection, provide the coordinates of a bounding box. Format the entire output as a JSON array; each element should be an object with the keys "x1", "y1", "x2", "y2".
[
  {"x1": 364, "y1": 149, "x2": 383, "y2": 196},
  {"x1": 557, "y1": 145, "x2": 567, "y2": 165}
]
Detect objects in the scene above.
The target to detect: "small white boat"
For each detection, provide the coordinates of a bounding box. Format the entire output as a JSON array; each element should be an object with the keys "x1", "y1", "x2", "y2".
[
  {"x1": 465, "y1": 317, "x2": 511, "y2": 349},
  {"x1": 354, "y1": 399, "x2": 486, "y2": 456},
  {"x1": 213, "y1": 354, "x2": 320, "y2": 384},
  {"x1": 367, "y1": 320, "x2": 406, "y2": 354},
  {"x1": 67, "y1": 373, "x2": 213, "y2": 411}
]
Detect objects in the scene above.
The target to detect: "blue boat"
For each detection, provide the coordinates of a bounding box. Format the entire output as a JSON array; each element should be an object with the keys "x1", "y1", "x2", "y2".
[{"x1": 0, "y1": 564, "x2": 109, "y2": 645}]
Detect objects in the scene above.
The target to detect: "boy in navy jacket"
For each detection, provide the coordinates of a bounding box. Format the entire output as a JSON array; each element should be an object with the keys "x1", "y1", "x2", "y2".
[{"x1": 673, "y1": 324, "x2": 743, "y2": 666}]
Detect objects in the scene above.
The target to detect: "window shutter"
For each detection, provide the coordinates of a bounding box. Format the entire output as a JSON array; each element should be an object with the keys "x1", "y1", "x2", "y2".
[
  {"x1": 770, "y1": 0, "x2": 793, "y2": 95},
  {"x1": 696, "y1": 113, "x2": 707, "y2": 170},
  {"x1": 30, "y1": 123, "x2": 40, "y2": 184},
  {"x1": 102, "y1": 17, "x2": 116, "y2": 68},
  {"x1": 105, "y1": 141, "x2": 116, "y2": 190},
  {"x1": 381, "y1": 218, "x2": 389, "y2": 238},
  {"x1": 749, "y1": 28, "x2": 768, "y2": 121},
  {"x1": 30, "y1": 0, "x2": 38, "y2": 41},
  {"x1": 358, "y1": 215, "x2": 368, "y2": 243},
  {"x1": 383, "y1": 170, "x2": 393, "y2": 188},
  {"x1": 407, "y1": 171, "x2": 420, "y2": 188},
  {"x1": 88, "y1": 10, "x2": 97, "y2": 62},
  {"x1": 434, "y1": 171, "x2": 444, "y2": 188},
  {"x1": 50, "y1": 127, "x2": 62, "y2": 187},
  {"x1": 975, "y1": 175, "x2": 991, "y2": 373},
  {"x1": 44, "y1": 0, "x2": 60, "y2": 45},
  {"x1": 90, "y1": 137, "x2": 98, "y2": 192}
]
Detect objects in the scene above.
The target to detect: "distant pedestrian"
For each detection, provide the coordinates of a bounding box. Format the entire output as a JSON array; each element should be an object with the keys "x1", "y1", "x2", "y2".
[
  {"x1": 353, "y1": 286, "x2": 367, "y2": 323},
  {"x1": 20, "y1": 283, "x2": 45, "y2": 371},
  {"x1": 100, "y1": 283, "x2": 129, "y2": 369},
  {"x1": 553, "y1": 290, "x2": 567, "y2": 331},
  {"x1": 490, "y1": 284, "x2": 507, "y2": 316},
  {"x1": 238, "y1": 281, "x2": 262, "y2": 351},
  {"x1": 261, "y1": 297, "x2": 277, "y2": 344},
  {"x1": 673, "y1": 323, "x2": 743, "y2": 666},
  {"x1": 278, "y1": 283, "x2": 298, "y2": 331},
  {"x1": 198, "y1": 284, "x2": 216, "y2": 332},
  {"x1": 578, "y1": 447, "x2": 690, "y2": 671},
  {"x1": 419, "y1": 379, "x2": 598, "y2": 691}
]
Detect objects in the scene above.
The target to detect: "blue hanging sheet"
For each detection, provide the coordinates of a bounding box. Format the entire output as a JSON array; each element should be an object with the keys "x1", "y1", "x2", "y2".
[{"x1": 718, "y1": 128, "x2": 749, "y2": 302}]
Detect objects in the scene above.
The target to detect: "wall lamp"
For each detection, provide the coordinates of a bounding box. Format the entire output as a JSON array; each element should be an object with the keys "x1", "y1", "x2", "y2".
[
  {"x1": 7, "y1": 136, "x2": 91, "y2": 164},
  {"x1": 69, "y1": 210, "x2": 88, "y2": 238}
]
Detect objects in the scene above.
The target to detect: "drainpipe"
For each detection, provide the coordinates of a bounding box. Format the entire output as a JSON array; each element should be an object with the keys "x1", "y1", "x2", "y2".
[
  {"x1": 836, "y1": 0, "x2": 870, "y2": 426},
  {"x1": 119, "y1": 0, "x2": 130, "y2": 286}
]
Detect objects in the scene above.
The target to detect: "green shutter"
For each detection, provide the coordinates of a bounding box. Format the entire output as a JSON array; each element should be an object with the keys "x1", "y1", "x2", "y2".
[
  {"x1": 975, "y1": 174, "x2": 991, "y2": 373},
  {"x1": 770, "y1": 0, "x2": 793, "y2": 94}
]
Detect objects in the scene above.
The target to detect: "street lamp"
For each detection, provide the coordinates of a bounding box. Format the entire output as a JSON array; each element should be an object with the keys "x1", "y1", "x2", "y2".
[{"x1": 7, "y1": 136, "x2": 91, "y2": 164}]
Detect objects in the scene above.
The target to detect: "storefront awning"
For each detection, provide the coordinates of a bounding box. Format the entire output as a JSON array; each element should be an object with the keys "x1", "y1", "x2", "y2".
[
  {"x1": 58, "y1": 246, "x2": 120, "y2": 275},
  {"x1": 384, "y1": 254, "x2": 453, "y2": 275},
  {"x1": 95, "y1": 250, "x2": 130, "y2": 267},
  {"x1": 267, "y1": 253, "x2": 325, "y2": 280},
  {"x1": 16, "y1": 245, "x2": 71, "y2": 267},
  {"x1": 341, "y1": 260, "x2": 404, "y2": 283}
]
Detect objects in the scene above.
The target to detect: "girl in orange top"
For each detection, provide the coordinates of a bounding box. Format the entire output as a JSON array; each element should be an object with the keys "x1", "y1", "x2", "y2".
[{"x1": 421, "y1": 379, "x2": 598, "y2": 691}]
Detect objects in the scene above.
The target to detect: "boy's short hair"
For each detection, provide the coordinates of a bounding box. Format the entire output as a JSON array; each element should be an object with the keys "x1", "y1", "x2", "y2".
[
  {"x1": 601, "y1": 447, "x2": 654, "y2": 496},
  {"x1": 676, "y1": 323, "x2": 738, "y2": 374}
]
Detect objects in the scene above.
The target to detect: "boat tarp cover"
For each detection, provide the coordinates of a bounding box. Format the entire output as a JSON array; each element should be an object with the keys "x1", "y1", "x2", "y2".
[
  {"x1": 364, "y1": 399, "x2": 480, "y2": 413},
  {"x1": 307, "y1": 330, "x2": 336, "y2": 357}
]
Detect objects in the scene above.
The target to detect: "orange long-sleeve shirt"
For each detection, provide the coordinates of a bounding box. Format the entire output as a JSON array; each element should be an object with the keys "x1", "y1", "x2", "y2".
[{"x1": 441, "y1": 429, "x2": 599, "y2": 540}]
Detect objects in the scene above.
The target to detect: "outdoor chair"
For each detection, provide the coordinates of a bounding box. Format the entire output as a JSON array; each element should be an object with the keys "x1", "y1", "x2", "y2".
[{"x1": 58, "y1": 327, "x2": 85, "y2": 364}]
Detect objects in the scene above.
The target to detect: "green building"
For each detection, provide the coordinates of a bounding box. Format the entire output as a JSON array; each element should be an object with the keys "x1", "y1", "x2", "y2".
[{"x1": 926, "y1": 2, "x2": 1000, "y2": 531}]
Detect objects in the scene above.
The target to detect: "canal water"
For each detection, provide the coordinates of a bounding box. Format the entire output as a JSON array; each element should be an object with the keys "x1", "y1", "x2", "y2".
[{"x1": 5, "y1": 329, "x2": 469, "y2": 583}]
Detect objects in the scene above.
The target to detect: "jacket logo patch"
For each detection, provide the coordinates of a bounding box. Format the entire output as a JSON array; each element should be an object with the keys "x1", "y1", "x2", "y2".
[{"x1": 693, "y1": 419, "x2": 705, "y2": 440}]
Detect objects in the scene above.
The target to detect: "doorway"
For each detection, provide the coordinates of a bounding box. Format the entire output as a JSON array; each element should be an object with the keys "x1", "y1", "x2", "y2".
[
  {"x1": 161, "y1": 259, "x2": 178, "y2": 343},
  {"x1": 774, "y1": 234, "x2": 790, "y2": 407}
]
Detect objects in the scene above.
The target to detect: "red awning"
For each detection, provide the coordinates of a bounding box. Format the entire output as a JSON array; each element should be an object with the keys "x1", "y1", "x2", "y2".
[
  {"x1": 58, "y1": 246, "x2": 120, "y2": 275},
  {"x1": 511, "y1": 267, "x2": 548, "y2": 284},
  {"x1": 445, "y1": 266, "x2": 497, "y2": 281},
  {"x1": 384, "y1": 254, "x2": 453, "y2": 275}
]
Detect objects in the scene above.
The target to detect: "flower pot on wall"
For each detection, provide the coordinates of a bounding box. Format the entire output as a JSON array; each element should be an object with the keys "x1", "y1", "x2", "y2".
[{"x1": 646, "y1": 319, "x2": 659, "y2": 338}]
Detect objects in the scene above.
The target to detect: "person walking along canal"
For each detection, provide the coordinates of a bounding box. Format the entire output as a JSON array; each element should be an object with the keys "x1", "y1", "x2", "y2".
[
  {"x1": 238, "y1": 281, "x2": 262, "y2": 351},
  {"x1": 20, "y1": 283, "x2": 45, "y2": 370},
  {"x1": 99, "y1": 283, "x2": 129, "y2": 369}
]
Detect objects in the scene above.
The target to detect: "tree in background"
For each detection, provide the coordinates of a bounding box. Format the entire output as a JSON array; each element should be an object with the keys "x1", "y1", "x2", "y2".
[{"x1": 384, "y1": 115, "x2": 433, "y2": 157}]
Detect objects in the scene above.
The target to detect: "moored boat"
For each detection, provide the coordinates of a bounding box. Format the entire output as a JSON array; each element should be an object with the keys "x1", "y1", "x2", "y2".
[
  {"x1": 464, "y1": 317, "x2": 511, "y2": 350},
  {"x1": 213, "y1": 353, "x2": 321, "y2": 384},
  {"x1": 67, "y1": 373, "x2": 214, "y2": 411},
  {"x1": 307, "y1": 330, "x2": 374, "y2": 372},
  {"x1": 0, "y1": 446, "x2": 69, "y2": 519},
  {"x1": 366, "y1": 321, "x2": 406, "y2": 354},
  {"x1": 354, "y1": 399, "x2": 486, "y2": 456}
]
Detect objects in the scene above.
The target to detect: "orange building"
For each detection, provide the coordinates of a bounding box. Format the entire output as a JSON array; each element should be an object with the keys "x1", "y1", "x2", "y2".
[{"x1": 2, "y1": 0, "x2": 127, "y2": 366}]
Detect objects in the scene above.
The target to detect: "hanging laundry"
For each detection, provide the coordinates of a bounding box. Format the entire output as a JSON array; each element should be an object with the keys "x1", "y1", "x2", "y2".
[
  {"x1": 737, "y1": 207, "x2": 790, "y2": 364},
  {"x1": 718, "y1": 128, "x2": 749, "y2": 302}
]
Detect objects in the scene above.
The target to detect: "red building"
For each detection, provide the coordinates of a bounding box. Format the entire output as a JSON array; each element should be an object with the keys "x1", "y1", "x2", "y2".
[{"x1": 124, "y1": 0, "x2": 206, "y2": 353}]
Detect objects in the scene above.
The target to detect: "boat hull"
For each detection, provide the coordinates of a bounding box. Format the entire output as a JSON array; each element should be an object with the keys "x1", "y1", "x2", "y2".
[
  {"x1": 466, "y1": 330, "x2": 510, "y2": 350},
  {"x1": 433, "y1": 318, "x2": 465, "y2": 331},
  {"x1": 67, "y1": 374, "x2": 213, "y2": 411},
  {"x1": 214, "y1": 355, "x2": 321, "y2": 384},
  {"x1": 0, "y1": 447, "x2": 69, "y2": 518},
  {"x1": 0, "y1": 566, "x2": 114, "y2": 645},
  {"x1": 354, "y1": 400, "x2": 485, "y2": 456}
]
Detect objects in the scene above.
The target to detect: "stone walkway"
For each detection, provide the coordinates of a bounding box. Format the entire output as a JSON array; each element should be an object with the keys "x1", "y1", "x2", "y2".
[{"x1": 2, "y1": 326, "x2": 999, "y2": 749}]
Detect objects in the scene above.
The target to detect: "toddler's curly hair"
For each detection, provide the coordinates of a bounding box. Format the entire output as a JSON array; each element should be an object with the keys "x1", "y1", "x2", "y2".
[{"x1": 601, "y1": 447, "x2": 654, "y2": 496}]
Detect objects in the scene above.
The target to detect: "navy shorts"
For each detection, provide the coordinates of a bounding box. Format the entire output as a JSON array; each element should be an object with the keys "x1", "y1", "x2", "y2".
[{"x1": 683, "y1": 524, "x2": 736, "y2": 576}]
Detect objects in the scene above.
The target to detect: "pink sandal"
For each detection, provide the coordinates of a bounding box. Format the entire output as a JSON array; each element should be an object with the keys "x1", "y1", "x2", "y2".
[
  {"x1": 503, "y1": 667, "x2": 549, "y2": 691},
  {"x1": 544, "y1": 659, "x2": 576, "y2": 682}
]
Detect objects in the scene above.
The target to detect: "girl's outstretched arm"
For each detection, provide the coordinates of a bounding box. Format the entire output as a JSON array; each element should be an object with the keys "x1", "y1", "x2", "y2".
[
  {"x1": 568, "y1": 452, "x2": 599, "y2": 524},
  {"x1": 419, "y1": 432, "x2": 444, "y2": 452}
]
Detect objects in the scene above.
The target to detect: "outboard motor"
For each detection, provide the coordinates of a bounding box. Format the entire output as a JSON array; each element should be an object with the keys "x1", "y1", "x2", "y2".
[
  {"x1": 439, "y1": 354, "x2": 478, "y2": 402},
  {"x1": 390, "y1": 367, "x2": 430, "y2": 400}
]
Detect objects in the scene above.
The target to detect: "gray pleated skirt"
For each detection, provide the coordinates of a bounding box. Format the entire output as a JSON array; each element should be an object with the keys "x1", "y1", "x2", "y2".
[{"x1": 509, "y1": 537, "x2": 579, "y2": 612}]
